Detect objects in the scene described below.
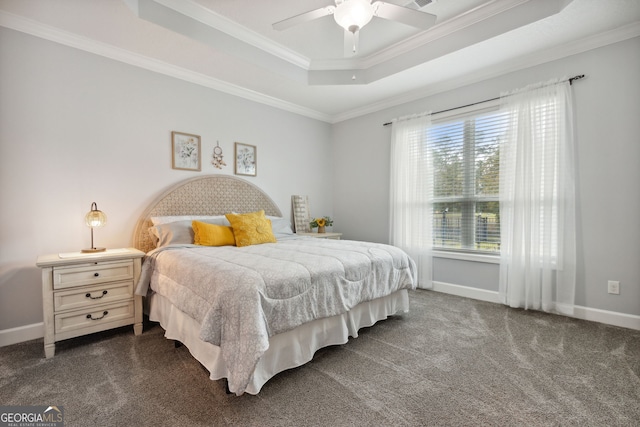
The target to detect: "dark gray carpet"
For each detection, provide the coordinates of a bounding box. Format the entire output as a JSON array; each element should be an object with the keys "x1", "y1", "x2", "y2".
[{"x1": 1, "y1": 290, "x2": 639, "y2": 426}]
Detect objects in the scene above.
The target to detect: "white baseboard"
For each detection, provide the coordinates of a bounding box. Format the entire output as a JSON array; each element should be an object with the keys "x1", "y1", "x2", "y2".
[
  {"x1": 1, "y1": 286, "x2": 638, "y2": 347},
  {"x1": 571, "y1": 305, "x2": 640, "y2": 331},
  {"x1": 430, "y1": 281, "x2": 640, "y2": 331},
  {"x1": 0, "y1": 323, "x2": 44, "y2": 347},
  {"x1": 432, "y1": 281, "x2": 502, "y2": 304}
]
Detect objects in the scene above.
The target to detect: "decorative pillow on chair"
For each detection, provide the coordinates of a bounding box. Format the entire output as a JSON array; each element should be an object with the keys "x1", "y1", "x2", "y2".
[
  {"x1": 225, "y1": 210, "x2": 277, "y2": 247},
  {"x1": 192, "y1": 221, "x2": 236, "y2": 246}
]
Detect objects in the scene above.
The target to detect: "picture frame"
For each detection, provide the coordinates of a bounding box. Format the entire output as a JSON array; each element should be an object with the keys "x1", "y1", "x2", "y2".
[
  {"x1": 172, "y1": 131, "x2": 201, "y2": 171},
  {"x1": 234, "y1": 142, "x2": 257, "y2": 176}
]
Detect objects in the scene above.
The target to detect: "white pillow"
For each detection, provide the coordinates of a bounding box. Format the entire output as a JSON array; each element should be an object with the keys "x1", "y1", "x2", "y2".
[
  {"x1": 148, "y1": 221, "x2": 194, "y2": 247},
  {"x1": 149, "y1": 216, "x2": 231, "y2": 247},
  {"x1": 268, "y1": 216, "x2": 294, "y2": 237},
  {"x1": 150, "y1": 215, "x2": 229, "y2": 226},
  {"x1": 148, "y1": 215, "x2": 292, "y2": 246}
]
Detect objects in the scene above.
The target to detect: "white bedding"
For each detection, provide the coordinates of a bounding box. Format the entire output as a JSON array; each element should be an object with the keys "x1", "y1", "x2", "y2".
[
  {"x1": 148, "y1": 289, "x2": 410, "y2": 395},
  {"x1": 137, "y1": 238, "x2": 417, "y2": 395}
]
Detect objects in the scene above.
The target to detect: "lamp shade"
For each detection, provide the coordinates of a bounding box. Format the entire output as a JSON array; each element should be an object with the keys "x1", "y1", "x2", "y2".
[
  {"x1": 85, "y1": 204, "x2": 107, "y2": 227},
  {"x1": 334, "y1": 0, "x2": 374, "y2": 33}
]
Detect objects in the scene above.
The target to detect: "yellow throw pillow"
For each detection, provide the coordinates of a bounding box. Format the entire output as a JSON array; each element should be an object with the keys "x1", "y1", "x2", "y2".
[
  {"x1": 192, "y1": 221, "x2": 236, "y2": 246},
  {"x1": 225, "y1": 210, "x2": 277, "y2": 247}
]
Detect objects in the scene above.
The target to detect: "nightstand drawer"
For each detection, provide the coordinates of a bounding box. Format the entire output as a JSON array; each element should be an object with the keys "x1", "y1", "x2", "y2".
[
  {"x1": 54, "y1": 300, "x2": 135, "y2": 335},
  {"x1": 54, "y1": 281, "x2": 134, "y2": 312},
  {"x1": 53, "y1": 260, "x2": 134, "y2": 290}
]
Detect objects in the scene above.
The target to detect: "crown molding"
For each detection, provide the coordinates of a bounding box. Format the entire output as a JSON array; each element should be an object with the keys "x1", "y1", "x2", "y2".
[
  {"x1": 157, "y1": 0, "x2": 535, "y2": 73},
  {"x1": 152, "y1": 0, "x2": 311, "y2": 69},
  {"x1": 361, "y1": 0, "x2": 531, "y2": 69},
  {"x1": 123, "y1": 0, "x2": 580, "y2": 86},
  {"x1": 331, "y1": 22, "x2": 640, "y2": 123},
  {"x1": 1, "y1": 9, "x2": 637, "y2": 125},
  {"x1": 0, "y1": 10, "x2": 331, "y2": 123}
]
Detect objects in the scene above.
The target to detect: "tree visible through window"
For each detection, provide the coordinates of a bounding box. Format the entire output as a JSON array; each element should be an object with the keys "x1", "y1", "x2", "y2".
[{"x1": 427, "y1": 109, "x2": 507, "y2": 252}]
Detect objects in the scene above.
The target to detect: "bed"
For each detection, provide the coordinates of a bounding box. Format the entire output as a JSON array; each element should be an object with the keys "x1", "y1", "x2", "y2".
[{"x1": 133, "y1": 175, "x2": 417, "y2": 395}]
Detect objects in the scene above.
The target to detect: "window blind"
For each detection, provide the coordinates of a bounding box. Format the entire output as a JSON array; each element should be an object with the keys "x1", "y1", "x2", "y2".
[{"x1": 427, "y1": 108, "x2": 508, "y2": 252}]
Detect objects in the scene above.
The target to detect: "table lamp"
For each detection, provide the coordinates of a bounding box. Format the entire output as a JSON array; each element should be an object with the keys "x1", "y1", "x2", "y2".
[{"x1": 81, "y1": 202, "x2": 107, "y2": 253}]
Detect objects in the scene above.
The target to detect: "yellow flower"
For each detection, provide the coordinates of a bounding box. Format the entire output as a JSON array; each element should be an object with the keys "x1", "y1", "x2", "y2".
[{"x1": 310, "y1": 216, "x2": 333, "y2": 229}]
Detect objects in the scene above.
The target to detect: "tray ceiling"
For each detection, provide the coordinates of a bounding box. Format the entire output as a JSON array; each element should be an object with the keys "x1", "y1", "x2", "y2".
[{"x1": 1, "y1": 0, "x2": 639, "y2": 122}]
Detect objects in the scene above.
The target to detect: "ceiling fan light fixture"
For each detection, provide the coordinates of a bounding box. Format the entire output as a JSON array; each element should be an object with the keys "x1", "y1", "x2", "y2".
[{"x1": 334, "y1": 0, "x2": 374, "y2": 33}]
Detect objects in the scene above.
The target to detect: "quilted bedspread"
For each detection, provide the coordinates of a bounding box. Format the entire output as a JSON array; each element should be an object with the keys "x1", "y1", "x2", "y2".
[{"x1": 136, "y1": 238, "x2": 416, "y2": 395}]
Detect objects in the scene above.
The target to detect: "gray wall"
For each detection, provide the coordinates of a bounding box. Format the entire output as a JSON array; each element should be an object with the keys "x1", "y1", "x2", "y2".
[
  {"x1": 0, "y1": 28, "x2": 333, "y2": 332},
  {"x1": 1, "y1": 28, "x2": 638, "y2": 340},
  {"x1": 332, "y1": 37, "x2": 640, "y2": 317}
]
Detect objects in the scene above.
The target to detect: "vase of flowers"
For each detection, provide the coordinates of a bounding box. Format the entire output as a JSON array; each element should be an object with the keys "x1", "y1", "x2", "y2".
[{"x1": 310, "y1": 216, "x2": 333, "y2": 233}]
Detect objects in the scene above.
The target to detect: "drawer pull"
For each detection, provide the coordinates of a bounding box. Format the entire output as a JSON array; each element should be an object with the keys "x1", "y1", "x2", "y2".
[
  {"x1": 94, "y1": 272, "x2": 100, "y2": 277},
  {"x1": 86, "y1": 290, "x2": 108, "y2": 299},
  {"x1": 86, "y1": 311, "x2": 108, "y2": 321}
]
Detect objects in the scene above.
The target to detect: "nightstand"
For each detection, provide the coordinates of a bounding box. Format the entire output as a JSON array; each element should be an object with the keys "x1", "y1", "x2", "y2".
[
  {"x1": 36, "y1": 248, "x2": 145, "y2": 358},
  {"x1": 296, "y1": 232, "x2": 342, "y2": 240}
]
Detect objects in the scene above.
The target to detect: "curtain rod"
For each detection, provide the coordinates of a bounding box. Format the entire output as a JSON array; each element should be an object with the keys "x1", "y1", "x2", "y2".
[{"x1": 382, "y1": 74, "x2": 585, "y2": 127}]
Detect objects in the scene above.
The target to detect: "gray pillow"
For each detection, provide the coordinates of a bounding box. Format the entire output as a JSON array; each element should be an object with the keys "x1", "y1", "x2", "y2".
[{"x1": 149, "y1": 217, "x2": 230, "y2": 247}]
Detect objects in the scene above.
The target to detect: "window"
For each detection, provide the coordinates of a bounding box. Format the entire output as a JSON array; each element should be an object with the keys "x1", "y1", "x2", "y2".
[{"x1": 427, "y1": 107, "x2": 508, "y2": 253}]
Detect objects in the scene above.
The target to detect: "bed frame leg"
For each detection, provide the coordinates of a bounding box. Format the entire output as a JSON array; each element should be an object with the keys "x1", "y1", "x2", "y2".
[
  {"x1": 174, "y1": 340, "x2": 183, "y2": 348},
  {"x1": 224, "y1": 379, "x2": 232, "y2": 395}
]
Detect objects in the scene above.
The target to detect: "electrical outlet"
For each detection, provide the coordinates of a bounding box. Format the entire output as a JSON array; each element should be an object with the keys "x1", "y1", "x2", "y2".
[{"x1": 607, "y1": 280, "x2": 620, "y2": 295}]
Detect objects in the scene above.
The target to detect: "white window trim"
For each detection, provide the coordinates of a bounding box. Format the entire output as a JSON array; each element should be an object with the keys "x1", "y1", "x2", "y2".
[{"x1": 433, "y1": 249, "x2": 500, "y2": 264}]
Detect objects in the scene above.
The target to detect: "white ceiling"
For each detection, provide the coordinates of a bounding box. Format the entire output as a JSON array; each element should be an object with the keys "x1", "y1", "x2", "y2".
[{"x1": 1, "y1": 0, "x2": 639, "y2": 122}]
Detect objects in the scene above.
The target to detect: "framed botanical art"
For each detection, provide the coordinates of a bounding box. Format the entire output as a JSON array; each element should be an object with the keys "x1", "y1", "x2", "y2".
[
  {"x1": 172, "y1": 131, "x2": 201, "y2": 171},
  {"x1": 234, "y1": 142, "x2": 257, "y2": 176}
]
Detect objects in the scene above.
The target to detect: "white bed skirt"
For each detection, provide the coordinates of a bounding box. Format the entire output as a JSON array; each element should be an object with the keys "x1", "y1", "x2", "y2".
[{"x1": 148, "y1": 289, "x2": 410, "y2": 395}]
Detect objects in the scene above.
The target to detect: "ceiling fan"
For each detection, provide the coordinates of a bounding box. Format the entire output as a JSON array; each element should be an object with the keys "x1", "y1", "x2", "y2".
[{"x1": 272, "y1": 0, "x2": 437, "y2": 55}]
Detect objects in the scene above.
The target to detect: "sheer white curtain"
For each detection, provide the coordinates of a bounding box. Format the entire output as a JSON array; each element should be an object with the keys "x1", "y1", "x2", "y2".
[
  {"x1": 389, "y1": 114, "x2": 433, "y2": 289},
  {"x1": 498, "y1": 80, "x2": 576, "y2": 315}
]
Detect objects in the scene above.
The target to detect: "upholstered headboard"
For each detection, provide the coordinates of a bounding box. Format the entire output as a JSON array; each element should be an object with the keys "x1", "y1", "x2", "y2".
[{"x1": 133, "y1": 175, "x2": 282, "y2": 253}]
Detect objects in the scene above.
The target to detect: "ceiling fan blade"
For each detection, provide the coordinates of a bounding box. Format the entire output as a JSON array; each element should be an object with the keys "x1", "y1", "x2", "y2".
[
  {"x1": 272, "y1": 6, "x2": 335, "y2": 31},
  {"x1": 343, "y1": 30, "x2": 360, "y2": 57},
  {"x1": 372, "y1": 2, "x2": 437, "y2": 29}
]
